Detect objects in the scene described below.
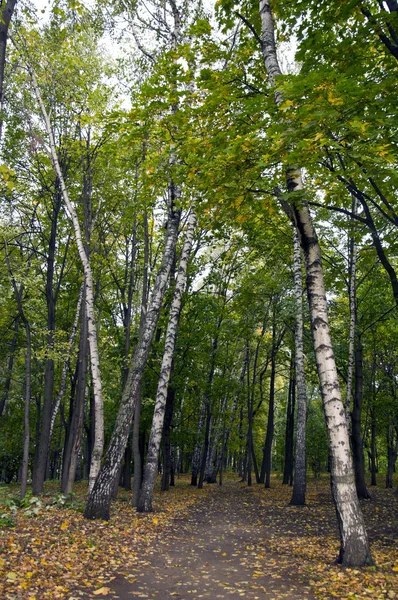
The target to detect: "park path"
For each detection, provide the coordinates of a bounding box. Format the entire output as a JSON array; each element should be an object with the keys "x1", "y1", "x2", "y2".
[{"x1": 95, "y1": 481, "x2": 316, "y2": 600}]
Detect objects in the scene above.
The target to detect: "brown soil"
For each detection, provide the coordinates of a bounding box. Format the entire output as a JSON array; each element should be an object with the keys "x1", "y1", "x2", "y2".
[{"x1": 93, "y1": 481, "x2": 316, "y2": 600}]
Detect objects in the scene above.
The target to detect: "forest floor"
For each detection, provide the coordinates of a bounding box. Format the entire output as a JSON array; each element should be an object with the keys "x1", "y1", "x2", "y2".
[{"x1": 0, "y1": 474, "x2": 397, "y2": 600}]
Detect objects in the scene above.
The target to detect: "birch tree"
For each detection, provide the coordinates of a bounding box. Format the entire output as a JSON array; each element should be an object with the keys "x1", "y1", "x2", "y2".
[
  {"x1": 257, "y1": 0, "x2": 373, "y2": 566},
  {"x1": 345, "y1": 198, "x2": 358, "y2": 426},
  {"x1": 137, "y1": 209, "x2": 197, "y2": 512},
  {"x1": 27, "y1": 62, "x2": 104, "y2": 493},
  {"x1": 290, "y1": 228, "x2": 307, "y2": 506},
  {"x1": 84, "y1": 206, "x2": 181, "y2": 520}
]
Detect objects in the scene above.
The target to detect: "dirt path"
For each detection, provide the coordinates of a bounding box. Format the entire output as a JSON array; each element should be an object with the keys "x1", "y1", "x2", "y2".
[{"x1": 94, "y1": 482, "x2": 316, "y2": 600}]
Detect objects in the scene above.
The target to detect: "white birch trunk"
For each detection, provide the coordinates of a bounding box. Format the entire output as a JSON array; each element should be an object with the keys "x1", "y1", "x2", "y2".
[
  {"x1": 346, "y1": 197, "x2": 357, "y2": 425},
  {"x1": 259, "y1": 0, "x2": 372, "y2": 566},
  {"x1": 290, "y1": 228, "x2": 307, "y2": 505},
  {"x1": 28, "y1": 65, "x2": 104, "y2": 493},
  {"x1": 84, "y1": 208, "x2": 181, "y2": 520},
  {"x1": 137, "y1": 210, "x2": 197, "y2": 512}
]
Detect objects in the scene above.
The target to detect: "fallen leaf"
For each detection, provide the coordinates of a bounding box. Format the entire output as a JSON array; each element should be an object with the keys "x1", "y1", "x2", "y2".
[{"x1": 93, "y1": 586, "x2": 112, "y2": 595}]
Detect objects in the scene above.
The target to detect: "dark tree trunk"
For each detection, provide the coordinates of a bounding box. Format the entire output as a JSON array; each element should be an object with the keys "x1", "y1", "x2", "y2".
[
  {"x1": 132, "y1": 387, "x2": 142, "y2": 507},
  {"x1": 122, "y1": 432, "x2": 133, "y2": 491},
  {"x1": 170, "y1": 446, "x2": 175, "y2": 487},
  {"x1": 198, "y1": 399, "x2": 211, "y2": 489},
  {"x1": 283, "y1": 361, "x2": 295, "y2": 485},
  {"x1": 360, "y1": 196, "x2": 398, "y2": 309},
  {"x1": 219, "y1": 425, "x2": 226, "y2": 486},
  {"x1": 370, "y1": 409, "x2": 377, "y2": 486},
  {"x1": 33, "y1": 191, "x2": 62, "y2": 495},
  {"x1": 246, "y1": 346, "x2": 253, "y2": 487},
  {"x1": 162, "y1": 386, "x2": 175, "y2": 491},
  {"x1": 0, "y1": 315, "x2": 19, "y2": 418},
  {"x1": 191, "y1": 400, "x2": 204, "y2": 486},
  {"x1": 198, "y1": 314, "x2": 222, "y2": 489},
  {"x1": 51, "y1": 423, "x2": 62, "y2": 480},
  {"x1": 84, "y1": 388, "x2": 95, "y2": 481},
  {"x1": 0, "y1": 0, "x2": 17, "y2": 139},
  {"x1": 351, "y1": 336, "x2": 371, "y2": 500},
  {"x1": 5, "y1": 246, "x2": 30, "y2": 499},
  {"x1": 61, "y1": 298, "x2": 88, "y2": 495},
  {"x1": 261, "y1": 343, "x2": 276, "y2": 488},
  {"x1": 251, "y1": 437, "x2": 260, "y2": 484},
  {"x1": 20, "y1": 317, "x2": 31, "y2": 500},
  {"x1": 61, "y1": 364, "x2": 78, "y2": 487},
  {"x1": 386, "y1": 425, "x2": 398, "y2": 488}
]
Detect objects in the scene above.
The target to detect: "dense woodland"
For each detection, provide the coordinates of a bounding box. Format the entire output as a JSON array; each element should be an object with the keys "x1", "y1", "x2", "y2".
[{"x1": 0, "y1": 0, "x2": 397, "y2": 572}]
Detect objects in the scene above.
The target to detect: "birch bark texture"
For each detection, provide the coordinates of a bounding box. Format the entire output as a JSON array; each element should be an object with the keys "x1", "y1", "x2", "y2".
[
  {"x1": 132, "y1": 210, "x2": 149, "y2": 507},
  {"x1": 259, "y1": 0, "x2": 373, "y2": 566},
  {"x1": 28, "y1": 64, "x2": 104, "y2": 493},
  {"x1": 345, "y1": 197, "x2": 357, "y2": 425},
  {"x1": 290, "y1": 228, "x2": 307, "y2": 506},
  {"x1": 137, "y1": 209, "x2": 197, "y2": 512},
  {"x1": 84, "y1": 208, "x2": 181, "y2": 520}
]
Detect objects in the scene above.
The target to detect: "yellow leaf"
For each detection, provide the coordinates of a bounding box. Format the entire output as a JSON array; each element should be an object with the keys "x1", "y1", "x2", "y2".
[
  {"x1": 7, "y1": 571, "x2": 18, "y2": 580},
  {"x1": 93, "y1": 587, "x2": 112, "y2": 595},
  {"x1": 392, "y1": 566, "x2": 398, "y2": 572},
  {"x1": 222, "y1": 552, "x2": 227, "y2": 556},
  {"x1": 152, "y1": 517, "x2": 159, "y2": 525},
  {"x1": 60, "y1": 520, "x2": 68, "y2": 531},
  {"x1": 234, "y1": 196, "x2": 244, "y2": 208},
  {"x1": 327, "y1": 92, "x2": 343, "y2": 106},
  {"x1": 280, "y1": 99, "x2": 293, "y2": 111}
]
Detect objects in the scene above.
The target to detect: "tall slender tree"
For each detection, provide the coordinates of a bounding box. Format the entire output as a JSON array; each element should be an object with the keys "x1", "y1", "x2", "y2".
[
  {"x1": 84, "y1": 206, "x2": 181, "y2": 520},
  {"x1": 137, "y1": 210, "x2": 197, "y2": 512},
  {"x1": 258, "y1": 0, "x2": 373, "y2": 565},
  {"x1": 290, "y1": 228, "x2": 307, "y2": 505}
]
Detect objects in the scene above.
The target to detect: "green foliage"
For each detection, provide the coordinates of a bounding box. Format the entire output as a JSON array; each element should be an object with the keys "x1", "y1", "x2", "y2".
[{"x1": 0, "y1": 0, "x2": 397, "y2": 500}]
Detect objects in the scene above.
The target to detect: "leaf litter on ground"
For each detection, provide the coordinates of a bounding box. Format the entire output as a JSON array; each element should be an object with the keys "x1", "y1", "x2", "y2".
[{"x1": 0, "y1": 474, "x2": 397, "y2": 599}]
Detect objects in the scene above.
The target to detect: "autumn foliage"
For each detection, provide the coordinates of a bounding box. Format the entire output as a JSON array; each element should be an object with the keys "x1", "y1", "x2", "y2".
[{"x1": 1, "y1": 475, "x2": 398, "y2": 599}]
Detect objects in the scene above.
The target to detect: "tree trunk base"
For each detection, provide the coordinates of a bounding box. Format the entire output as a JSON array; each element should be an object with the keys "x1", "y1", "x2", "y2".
[
  {"x1": 136, "y1": 498, "x2": 153, "y2": 513},
  {"x1": 290, "y1": 495, "x2": 306, "y2": 506},
  {"x1": 84, "y1": 498, "x2": 111, "y2": 521},
  {"x1": 357, "y1": 487, "x2": 372, "y2": 500},
  {"x1": 338, "y1": 537, "x2": 374, "y2": 567}
]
